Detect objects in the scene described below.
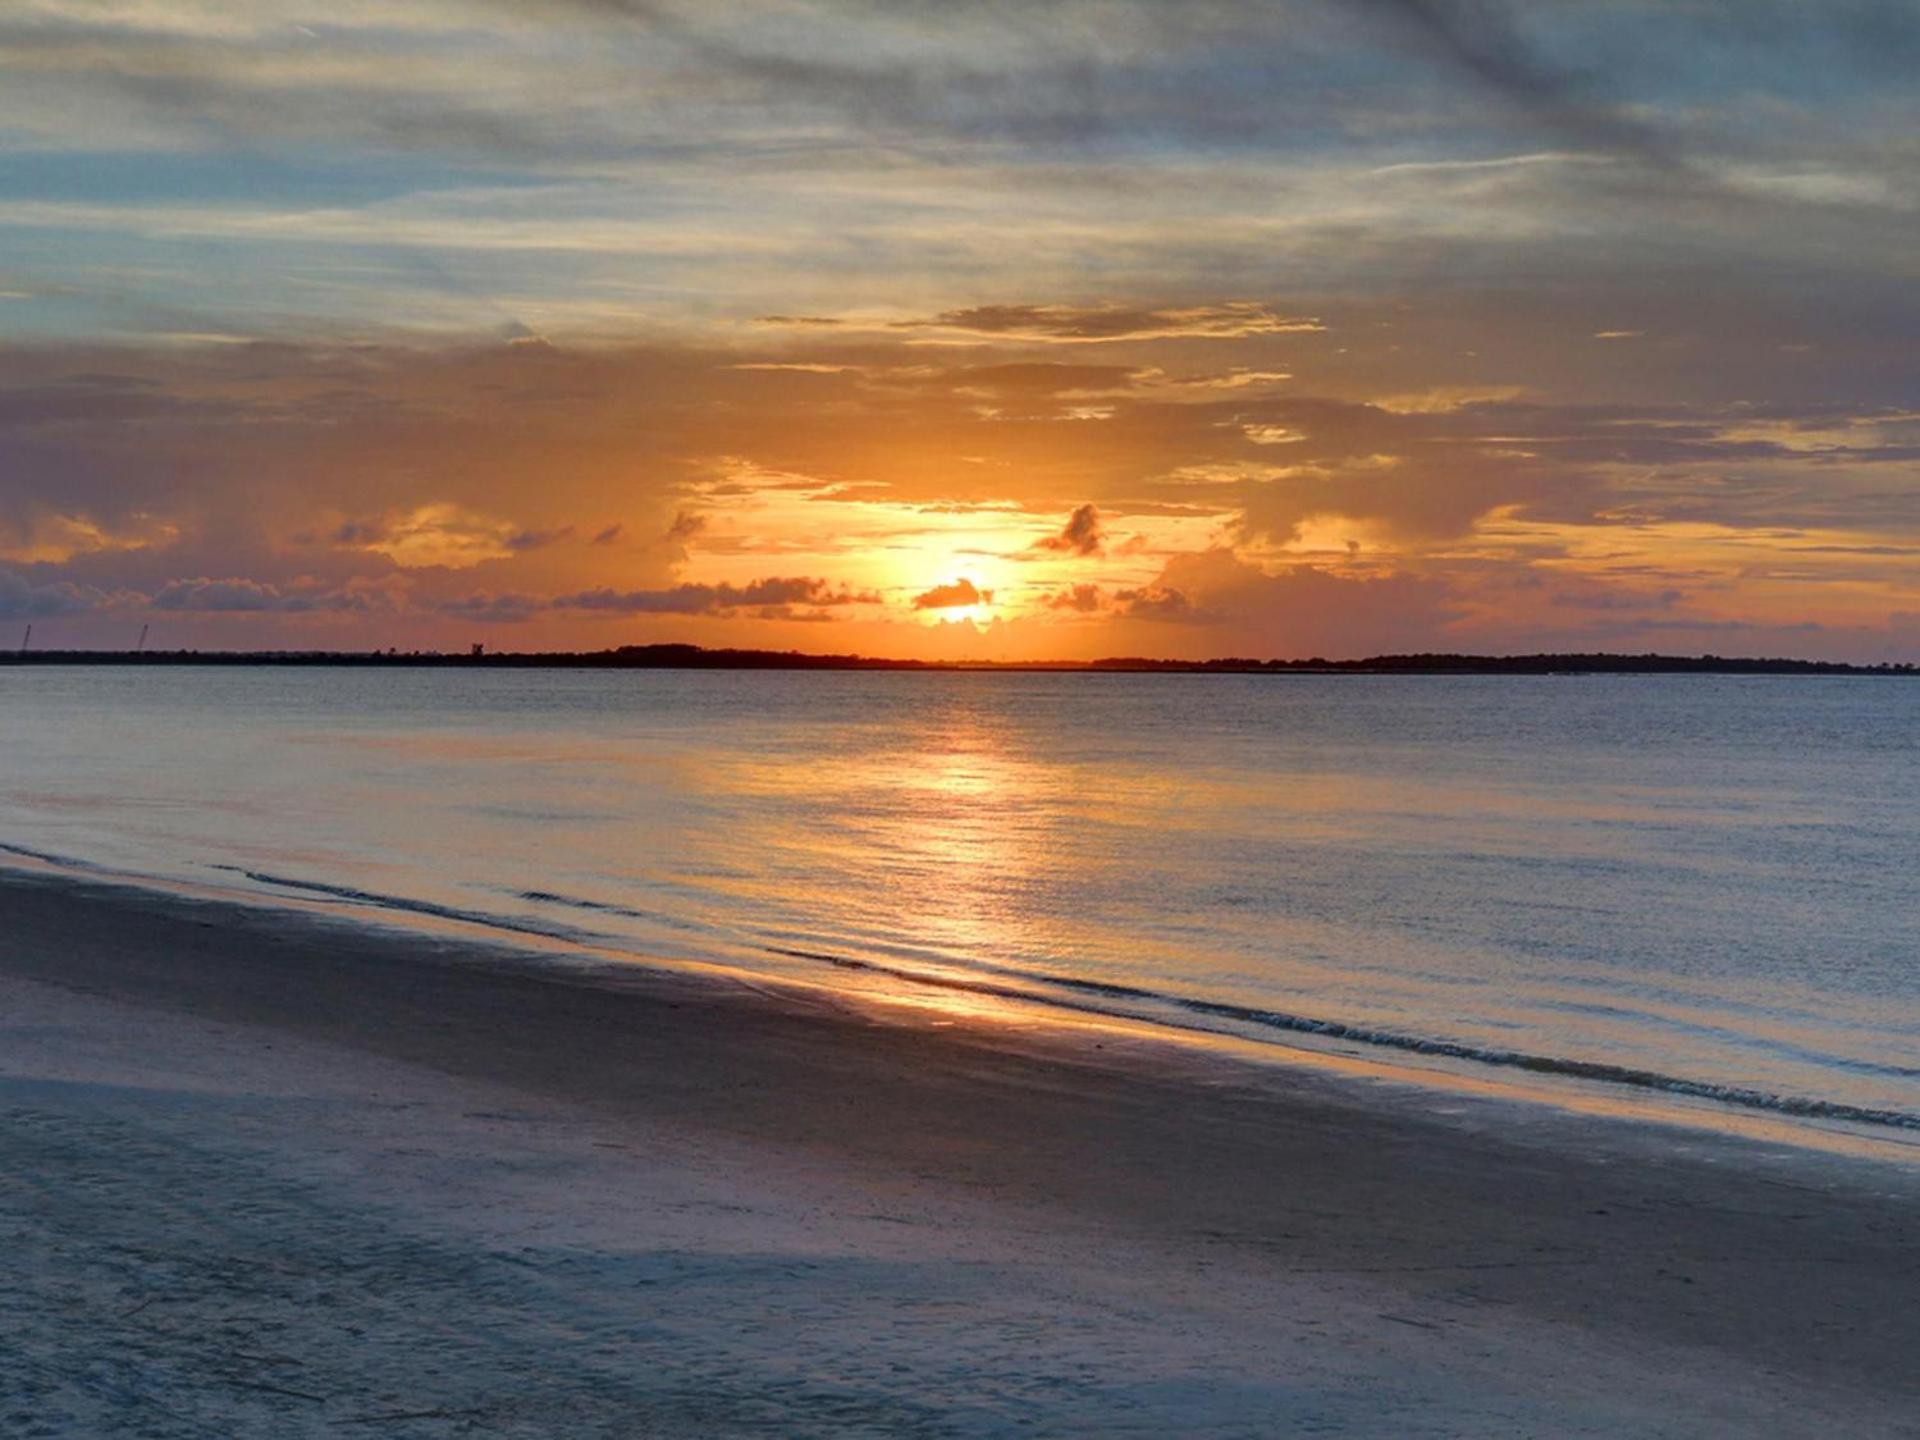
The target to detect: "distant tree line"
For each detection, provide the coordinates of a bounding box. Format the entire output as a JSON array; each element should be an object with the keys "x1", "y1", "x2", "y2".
[{"x1": 0, "y1": 643, "x2": 1911, "y2": 676}]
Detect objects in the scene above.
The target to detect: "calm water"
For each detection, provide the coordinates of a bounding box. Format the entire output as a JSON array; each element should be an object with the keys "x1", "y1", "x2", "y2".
[{"x1": 2, "y1": 667, "x2": 1916, "y2": 1127}]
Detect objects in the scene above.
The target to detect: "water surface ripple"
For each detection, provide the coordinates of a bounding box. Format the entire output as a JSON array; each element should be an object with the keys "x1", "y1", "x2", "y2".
[{"x1": 2, "y1": 667, "x2": 1914, "y2": 1128}]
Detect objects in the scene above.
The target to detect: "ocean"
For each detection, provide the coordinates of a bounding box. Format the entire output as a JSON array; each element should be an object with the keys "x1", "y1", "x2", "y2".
[{"x1": 3, "y1": 665, "x2": 1915, "y2": 1130}]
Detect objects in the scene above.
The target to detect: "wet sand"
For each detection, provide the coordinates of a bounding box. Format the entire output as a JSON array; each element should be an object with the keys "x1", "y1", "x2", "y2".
[{"x1": 3, "y1": 867, "x2": 1918, "y2": 1437}]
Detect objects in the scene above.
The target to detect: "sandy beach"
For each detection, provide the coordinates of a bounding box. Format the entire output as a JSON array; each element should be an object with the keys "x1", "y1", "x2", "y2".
[
  {"x1": 7, "y1": 0, "x2": 1918, "y2": 1432},
  {"x1": 3, "y1": 866, "x2": 1917, "y2": 1438}
]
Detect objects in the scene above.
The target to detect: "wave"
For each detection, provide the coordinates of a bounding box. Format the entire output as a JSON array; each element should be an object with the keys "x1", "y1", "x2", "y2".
[
  {"x1": 760, "y1": 946, "x2": 1920, "y2": 1133},
  {"x1": 0, "y1": 840, "x2": 105, "y2": 871},
  {"x1": 519, "y1": 889, "x2": 654, "y2": 921},
  {"x1": 1167, "y1": 997, "x2": 1920, "y2": 1131},
  {"x1": 208, "y1": 866, "x2": 594, "y2": 945},
  {"x1": 37, "y1": 858, "x2": 1919, "y2": 1137}
]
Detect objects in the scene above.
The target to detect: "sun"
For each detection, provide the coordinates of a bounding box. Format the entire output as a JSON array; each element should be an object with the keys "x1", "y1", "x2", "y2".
[
  {"x1": 936, "y1": 602, "x2": 992, "y2": 627},
  {"x1": 896, "y1": 544, "x2": 1009, "y2": 627}
]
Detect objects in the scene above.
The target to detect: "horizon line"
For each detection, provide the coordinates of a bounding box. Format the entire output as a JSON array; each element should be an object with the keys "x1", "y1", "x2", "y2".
[{"x1": 0, "y1": 642, "x2": 1912, "y2": 676}]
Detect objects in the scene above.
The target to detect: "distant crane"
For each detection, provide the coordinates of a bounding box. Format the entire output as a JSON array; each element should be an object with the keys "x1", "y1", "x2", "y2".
[{"x1": 136, "y1": 623, "x2": 149, "y2": 654}]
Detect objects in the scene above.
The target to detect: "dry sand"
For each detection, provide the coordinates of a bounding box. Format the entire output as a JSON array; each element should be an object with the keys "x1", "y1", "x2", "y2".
[{"x1": 2, "y1": 867, "x2": 1918, "y2": 1437}]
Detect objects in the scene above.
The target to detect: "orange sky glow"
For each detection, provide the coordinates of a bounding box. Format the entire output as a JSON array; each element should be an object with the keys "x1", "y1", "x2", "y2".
[{"x1": 0, "y1": 3, "x2": 1913, "y2": 661}]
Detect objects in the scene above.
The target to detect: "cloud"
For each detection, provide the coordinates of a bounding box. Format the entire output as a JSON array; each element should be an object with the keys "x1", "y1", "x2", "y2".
[
  {"x1": 661, "y1": 511, "x2": 707, "y2": 544},
  {"x1": 505, "y1": 525, "x2": 575, "y2": 551},
  {"x1": 898, "y1": 304, "x2": 1324, "y2": 344},
  {"x1": 937, "y1": 363, "x2": 1137, "y2": 398},
  {"x1": 1034, "y1": 503, "x2": 1105, "y2": 556},
  {"x1": 0, "y1": 0, "x2": 1910, "y2": 668},
  {"x1": 1346, "y1": 0, "x2": 1680, "y2": 166},
  {"x1": 1117, "y1": 547, "x2": 1457, "y2": 657},
  {"x1": 0, "y1": 331, "x2": 1908, "y2": 659},
  {"x1": 9, "y1": 564, "x2": 462, "y2": 626},
  {"x1": 1242, "y1": 424, "x2": 1305, "y2": 446},
  {"x1": 438, "y1": 575, "x2": 880, "y2": 622},
  {"x1": 438, "y1": 591, "x2": 545, "y2": 624},
  {"x1": 727, "y1": 362, "x2": 856, "y2": 374},
  {"x1": 0, "y1": 0, "x2": 1912, "y2": 373},
  {"x1": 1544, "y1": 580, "x2": 1685, "y2": 613},
  {"x1": 912, "y1": 578, "x2": 992, "y2": 611},
  {"x1": 1372, "y1": 385, "x2": 1526, "y2": 415},
  {"x1": 331, "y1": 503, "x2": 536, "y2": 570},
  {"x1": 556, "y1": 575, "x2": 878, "y2": 615},
  {"x1": 1145, "y1": 368, "x2": 1295, "y2": 393},
  {"x1": 0, "y1": 372, "x2": 198, "y2": 427},
  {"x1": 149, "y1": 577, "x2": 288, "y2": 613},
  {"x1": 0, "y1": 567, "x2": 114, "y2": 618},
  {"x1": 520, "y1": 0, "x2": 1759, "y2": 171},
  {"x1": 633, "y1": 509, "x2": 709, "y2": 568},
  {"x1": 1042, "y1": 583, "x2": 1105, "y2": 613},
  {"x1": 1115, "y1": 585, "x2": 1193, "y2": 621},
  {"x1": 0, "y1": 509, "x2": 179, "y2": 565},
  {"x1": 149, "y1": 576, "x2": 402, "y2": 613}
]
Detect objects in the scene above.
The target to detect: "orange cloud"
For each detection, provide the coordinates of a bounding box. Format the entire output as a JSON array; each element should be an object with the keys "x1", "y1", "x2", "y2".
[
  {"x1": 1, "y1": 326, "x2": 1912, "y2": 662},
  {"x1": 333, "y1": 504, "x2": 548, "y2": 571},
  {"x1": 913, "y1": 578, "x2": 993, "y2": 610},
  {"x1": 894, "y1": 303, "x2": 1324, "y2": 344},
  {"x1": 0, "y1": 510, "x2": 178, "y2": 565}
]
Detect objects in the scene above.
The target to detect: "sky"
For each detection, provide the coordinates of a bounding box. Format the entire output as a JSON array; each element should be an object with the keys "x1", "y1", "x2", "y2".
[{"x1": 0, "y1": 0, "x2": 1916, "y2": 660}]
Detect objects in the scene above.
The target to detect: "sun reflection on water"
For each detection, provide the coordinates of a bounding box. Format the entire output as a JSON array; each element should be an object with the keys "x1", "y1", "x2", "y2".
[
  {"x1": 703, "y1": 693, "x2": 1077, "y2": 1002},
  {"x1": 7, "y1": 667, "x2": 1916, "y2": 1132}
]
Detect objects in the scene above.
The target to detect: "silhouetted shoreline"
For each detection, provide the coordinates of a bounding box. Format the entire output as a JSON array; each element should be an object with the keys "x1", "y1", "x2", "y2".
[{"x1": 0, "y1": 642, "x2": 1912, "y2": 675}]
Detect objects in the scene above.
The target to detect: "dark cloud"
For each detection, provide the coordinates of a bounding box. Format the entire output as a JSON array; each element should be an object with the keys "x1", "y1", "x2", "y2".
[
  {"x1": 331, "y1": 520, "x2": 387, "y2": 546},
  {"x1": 0, "y1": 374, "x2": 191, "y2": 428},
  {"x1": 506, "y1": 526, "x2": 575, "y2": 551},
  {"x1": 149, "y1": 576, "x2": 400, "y2": 614},
  {"x1": 1118, "y1": 549, "x2": 1457, "y2": 657},
  {"x1": 439, "y1": 592, "x2": 545, "y2": 624},
  {"x1": 0, "y1": 567, "x2": 113, "y2": 618},
  {"x1": 1345, "y1": 0, "x2": 1678, "y2": 166},
  {"x1": 557, "y1": 576, "x2": 878, "y2": 614},
  {"x1": 1116, "y1": 586, "x2": 1193, "y2": 621},
  {"x1": 661, "y1": 511, "x2": 707, "y2": 544},
  {"x1": 150, "y1": 577, "x2": 287, "y2": 613},
  {"x1": 1035, "y1": 504, "x2": 1106, "y2": 556},
  {"x1": 1043, "y1": 582, "x2": 1105, "y2": 613}
]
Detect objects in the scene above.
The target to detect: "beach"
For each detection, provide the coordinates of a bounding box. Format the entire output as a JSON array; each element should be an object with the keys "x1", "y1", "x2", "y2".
[
  {"x1": 7, "y1": 0, "x2": 1918, "y2": 1431},
  {"x1": 4, "y1": 867, "x2": 1917, "y2": 1437}
]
